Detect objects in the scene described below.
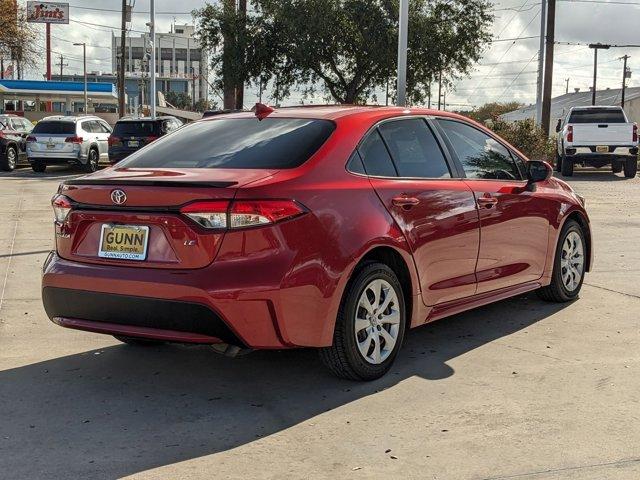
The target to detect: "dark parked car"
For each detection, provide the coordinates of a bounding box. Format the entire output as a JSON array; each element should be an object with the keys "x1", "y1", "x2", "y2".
[
  {"x1": 0, "y1": 114, "x2": 33, "y2": 171},
  {"x1": 108, "y1": 116, "x2": 183, "y2": 163}
]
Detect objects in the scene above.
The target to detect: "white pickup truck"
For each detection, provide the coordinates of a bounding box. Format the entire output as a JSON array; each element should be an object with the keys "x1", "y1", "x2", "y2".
[{"x1": 556, "y1": 106, "x2": 638, "y2": 177}]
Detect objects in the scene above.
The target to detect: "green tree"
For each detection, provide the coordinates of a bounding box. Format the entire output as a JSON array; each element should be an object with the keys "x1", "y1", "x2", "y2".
[
  {"x1": 490, "y1": 118, "x2": 555, "y2": 161},
  {"x1": 194, "y1": 0, "x2": 493, "y2": 105},
  {"x1": 465, "y1": 101, "x2": 522, "y2": 123},
  {"x1": 165, "y1": 91, "x2": 193, "y2": 110}
]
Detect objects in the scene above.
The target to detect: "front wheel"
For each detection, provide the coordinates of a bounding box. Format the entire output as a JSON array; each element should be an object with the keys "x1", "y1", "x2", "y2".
[
  {"x1": 623, "y1": 158, "x2": 638, "y2": 178},
  {"x1": 319, "y1": 262, "x2": 406, "y2": 381},
  {"x1": 1, "y1": 146, "x2": 17, "y2": 171},
  {"x1": 537, "y1": 220, "x2": 586, "y2": 303},
  {"x1": 555, "y1": 152, "x2": 562, "y2": 172}
]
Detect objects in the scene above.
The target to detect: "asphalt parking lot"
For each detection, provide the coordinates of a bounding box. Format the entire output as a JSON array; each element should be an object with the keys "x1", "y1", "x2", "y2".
[{"x1": 1, "y1": 165, "x2": 639, "y2": 480}]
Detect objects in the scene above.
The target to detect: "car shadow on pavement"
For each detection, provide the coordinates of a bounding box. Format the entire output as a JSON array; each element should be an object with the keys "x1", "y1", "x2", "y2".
[{"x1": 0, "y1": 293, "x2": 567, "y2": 479}]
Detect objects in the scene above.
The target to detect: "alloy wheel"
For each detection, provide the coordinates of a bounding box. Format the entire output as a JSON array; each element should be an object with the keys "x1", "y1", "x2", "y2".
[
  {"x1": 354, "y1": 278, "x2": 401, "y2": 364},
  {"x1": 560, "y1": 231, "x2": 584, "y2": 292},
  {"x1": 7, "y1": 148, "x2": 16, "y2": 169}
]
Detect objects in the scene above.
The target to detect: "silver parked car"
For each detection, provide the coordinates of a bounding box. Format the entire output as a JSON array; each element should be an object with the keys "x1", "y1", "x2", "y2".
[{"x1": 26, "y1": 116, "x2": 112, "y2": 173}]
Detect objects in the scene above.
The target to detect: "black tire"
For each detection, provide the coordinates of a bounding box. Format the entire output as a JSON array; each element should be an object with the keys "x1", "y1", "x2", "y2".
[
  {"x1": 319, "y1": 262, "x2": 406, "y2": 381},
  {"x1": 114, "y1": 335, "x2": 164, "y2": 346},
  {"x1": 555, "y1": 152, "x2": 562, "y2": 172},
  {"x1": 612, "y1": 161, "x2": 623, "y2": 173},
  {"x1": 561, "y1": 155, "x2": 574, "y2": 176},
  {"x1": 31, "y1": 161, "x2": 46, "y2": 173},
  {"x1": 83, "y1": 148, "x2": 99, "y2": 173},
  {"x1": 623, "y1": 158, "x2": 638, "y2": 178},
  {"x1": 1, "y1": 145, "x2": 18, "y2": 171},
  {"x1": 537, "y1": 220, "x2": 586, "y2": 303}
]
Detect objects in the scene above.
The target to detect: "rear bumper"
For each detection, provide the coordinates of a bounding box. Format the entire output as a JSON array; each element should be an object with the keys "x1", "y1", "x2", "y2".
[
  {"x1": 108, "y1": 148, "x2": 137, "y2": 163},
  {"x1": 43, "y1": 286, "x2": 244, "y2": 346},
  {"x1": 41, "y1": 248, "x2": 332, "y2": 349}
]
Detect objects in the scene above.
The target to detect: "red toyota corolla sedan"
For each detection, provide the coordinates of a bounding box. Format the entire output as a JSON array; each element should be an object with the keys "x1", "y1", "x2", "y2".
[{"x1": 42, "y1": 105, "x2": 592, "y2": 380}]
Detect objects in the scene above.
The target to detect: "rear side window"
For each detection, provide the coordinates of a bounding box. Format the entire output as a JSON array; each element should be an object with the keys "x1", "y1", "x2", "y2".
[
  {"x1": 378, "y1": 119, "x2": 450, "y2": 178},
  {"x1": 569, "y1": 108, "x2": 626, "y2": 124},
  {"x1": 32, "y1": 121, "x2": 75, "y2": 135},
  {"x1": 437, "y1": 119, "x2": 522, "y2": 180},
  {"x1": 119, "y1": 118, "x2": 335, "y2": 169},
  {"x1": 358, "y1": 130, "x2": 397, "y2": 177},
  {"x1": 113, "y1": 121, "x2": 157, "y2": 137}
]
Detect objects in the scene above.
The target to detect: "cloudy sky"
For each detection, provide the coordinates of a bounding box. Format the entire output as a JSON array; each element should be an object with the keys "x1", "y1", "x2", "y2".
[{"x1": 20, "y1": 0, "x2": 640, "y2": 110}]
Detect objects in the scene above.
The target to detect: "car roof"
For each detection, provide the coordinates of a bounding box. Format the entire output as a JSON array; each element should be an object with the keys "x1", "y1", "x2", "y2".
[
  {"x1": 570, "y1": 105, "x2": 623, "y2": 111},
  {"x1": 203, "y1": 105, "x2": 464, "y2": 122},
  {"x1": 39, "y1": 115, "x2": 103, "y2": 123},
  {"x1": 116, "y1": 116, "x2": 176, "y2": 123}
]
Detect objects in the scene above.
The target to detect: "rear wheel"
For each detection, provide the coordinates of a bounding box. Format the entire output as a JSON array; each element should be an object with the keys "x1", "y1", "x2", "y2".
[
  {"x1": 612, "y1": 161, "x2": 623, "y2": 173},
  {"x1": 1, "y1": 145, "x2": 17, "y2": 171},
  {"x1": 537, "y1": 220, "x2": 586, "y2": 303},
  {"x1": 31, "y1": 161, "x2": 46, "y2": 173},
  {"x1": 623, "y1": 157, "x2": 638, "y2": 178},
  {"x1": 114, "y1": 335, "x2": 164, "y2": 346},
  {"x1": 320, "y1": 262, "x2": 406, "y2": 381},
  {"x1": 561, "y1": 155, "x2": 574, "y2": 176},
  {"x1": 83, "y1": 148, "x2": 99, "y2": 173}
]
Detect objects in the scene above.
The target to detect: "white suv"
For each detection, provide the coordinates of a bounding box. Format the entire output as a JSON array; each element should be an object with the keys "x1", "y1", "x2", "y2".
[{"x1": 26, "y1": 116, "x2": 112, "y2": 173}]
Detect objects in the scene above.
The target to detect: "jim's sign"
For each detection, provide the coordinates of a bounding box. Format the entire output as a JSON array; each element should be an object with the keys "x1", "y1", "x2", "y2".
[{"x1": 26, "y1": 2, "x2": 70, "y2": 24}]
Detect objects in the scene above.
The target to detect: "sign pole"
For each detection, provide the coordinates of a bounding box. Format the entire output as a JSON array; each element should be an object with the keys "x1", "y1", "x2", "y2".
[
  {"x1": 46, "y1": 23, "x2": 52, "y2": 112},
  {"x1": 149, "y1": 0, "x2": 156, "y2": 119},
  {"x1": 396, "y1": 0, "x2": 408, "y2": 107}
]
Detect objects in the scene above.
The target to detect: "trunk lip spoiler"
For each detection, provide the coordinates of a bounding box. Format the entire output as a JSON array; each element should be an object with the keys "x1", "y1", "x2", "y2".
[{"x1": 61, "y1": 179, "x2": 238, "y2": 188}]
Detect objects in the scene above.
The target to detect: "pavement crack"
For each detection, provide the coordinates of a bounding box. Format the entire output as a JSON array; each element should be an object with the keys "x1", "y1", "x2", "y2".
[
  {"x1": 480, "y1": 456, "x2": 640, "y2": 479},
  {"x1": 584, "y1": 282, "x2": 640, "y2": 300},
  {"x1": 0, "y1": 188, "x2": 22, "y2": 315},
  {"x1": 495, "y1": 342, "x2": 572, "y2": 363}
]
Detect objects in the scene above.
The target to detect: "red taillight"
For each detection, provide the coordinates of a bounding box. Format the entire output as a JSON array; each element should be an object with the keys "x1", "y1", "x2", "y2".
[
  {"x1": 108, "y1": 135, "x2": 122, "y2": 146},
  {"x1": 230, "y1": 200, "x2": 305, "y2": 228},
  {"x1": 633, "y1": 123, "x2": 637, "y2": 143},
  {"x1": 180, "y1": 200, "x2": 305, "y2": 230},
  {"x1": 145, "y1": 135, "x2": 158, "y2": 143},
  {"x1": 567, "y1": 125, "x2": 573, "y2": 143},
  {"x1": 51, "y1": 194, "x2": 73, "y2": 223},
  {"x1": 65, "y1": 136, "x2": 83, "y2": 144},
  {"x1": 26, "y1": 135, "x2": 36, "y2": 142}
]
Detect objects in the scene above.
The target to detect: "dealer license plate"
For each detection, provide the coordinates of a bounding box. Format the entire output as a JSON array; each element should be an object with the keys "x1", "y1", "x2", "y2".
[{"x1": 98, "y1": 224, "x2": 149, "y2": 261}]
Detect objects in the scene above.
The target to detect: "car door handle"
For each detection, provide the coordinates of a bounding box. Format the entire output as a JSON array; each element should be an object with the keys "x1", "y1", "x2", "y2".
[
  {"x1": 477, "y1": 197, "x2": 498, "y2": 208},
  {"x1": 392, "y1": 196, "x2": 420, "y2": 207}
]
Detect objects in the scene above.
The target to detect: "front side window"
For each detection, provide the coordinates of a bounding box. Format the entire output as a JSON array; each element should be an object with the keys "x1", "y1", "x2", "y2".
[
  {"x1": 378, "y1": 119, "x2": 451, "y2": 178},
  {"x1": 437, "y1": 119, "x2": 522, "y2": 180},
  {"x1": 119, "y1": 118, "x2": 336, "y2": 169}
]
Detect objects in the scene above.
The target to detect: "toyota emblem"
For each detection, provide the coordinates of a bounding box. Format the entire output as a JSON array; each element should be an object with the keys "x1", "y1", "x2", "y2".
[{"x1": 110, "y1": 189, "x2": 127, "y2": 205}]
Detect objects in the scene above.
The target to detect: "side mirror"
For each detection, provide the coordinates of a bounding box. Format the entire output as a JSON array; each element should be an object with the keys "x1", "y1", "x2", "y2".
[
  {"x1": 555, "y1": 119, "x2": 562, "y2": 133},
  {"x1": 527, "y1": 160, "x2": 552, "y2": 187}
]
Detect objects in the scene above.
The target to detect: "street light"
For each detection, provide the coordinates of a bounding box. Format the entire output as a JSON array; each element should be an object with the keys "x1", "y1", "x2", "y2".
[
  {"x1": 396, "y1": 0, "x2": 409, "y2": 106},
  {"x1": 73, "y1": 42, "x2": 87, "y2": 113}
]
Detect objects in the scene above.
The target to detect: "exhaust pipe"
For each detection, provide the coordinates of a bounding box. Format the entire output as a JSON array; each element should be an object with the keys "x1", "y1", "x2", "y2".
[{"x1": 210, "y1": 343, "x2": 252, "y2": 357}]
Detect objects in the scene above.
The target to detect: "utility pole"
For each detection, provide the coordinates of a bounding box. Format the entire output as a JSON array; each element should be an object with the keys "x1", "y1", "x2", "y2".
[
  {"x1": 149, "y1": 0, "x2": 156, "y2": 119},
  {"x1": 73, "y1": 43, "x2": 87, "y2": 113},
  {"x1": 621, "y1": 54, "x2": 630, "y2": 108},
  {"x1": 565, "y1": 78, "x2": 569, "y2": 94},
  {"x1": 535, "y1": 0, "x2": 547, "y2": 126},
  {"x1": 540, "y1": 0, "x2": 556, "y2": 136},
  {"x1": 118, "y1": 0, "x2": 128, "y2": 117},
  {"x1": 55, "y1": 54, "x2": 68, "y2": 78},
  {"x1": 396, "y1": 0, "x2": 408, "y2": 106},
  {"x1": 589, "y1": 43, "x2": 610, "y2": 106},
  {"x1": 437, "y1": 69, "x2": 442, "y2": 110},
  {"x1": 236, "y1": 0, "x2": 247, "y2": 109}
]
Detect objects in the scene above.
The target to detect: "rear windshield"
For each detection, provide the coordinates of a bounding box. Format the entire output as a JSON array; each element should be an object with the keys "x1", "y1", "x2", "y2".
[
  {"x1": 32, "y1": 121, "x2": 75, "y2": 135},
  {"x1": 113, "y1": 121, "x2": 157, "y2": 136},
  {"x1": 569, "y1": 109, "x2": 626, "y2": 124},
  {"x1": 118, "y1": 118, "x2": 336, "y2": 169}
]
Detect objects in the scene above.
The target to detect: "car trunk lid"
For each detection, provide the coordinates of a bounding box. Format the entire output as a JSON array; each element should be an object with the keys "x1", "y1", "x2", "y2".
[{"x1": 55, "y1": 167, "x2": 277, "y2": 269}]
